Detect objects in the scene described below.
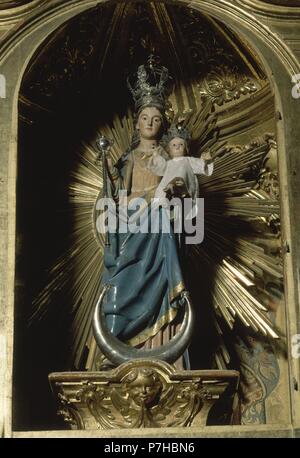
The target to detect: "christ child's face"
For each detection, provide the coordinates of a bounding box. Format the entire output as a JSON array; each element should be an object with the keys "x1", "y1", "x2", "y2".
[{"x1": 167, "y1": 137, "x2": 187, "y2": 158}]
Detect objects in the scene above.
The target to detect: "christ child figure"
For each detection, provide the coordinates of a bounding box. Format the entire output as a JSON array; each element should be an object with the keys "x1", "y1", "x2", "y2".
[{"x1": 147, "y1": 124, "x2": 213, "y2": 204}]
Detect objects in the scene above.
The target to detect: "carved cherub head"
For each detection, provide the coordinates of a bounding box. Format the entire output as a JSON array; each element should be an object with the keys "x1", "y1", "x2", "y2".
[{"x1": 124, "y1": 368, "x2": 163, "y2": 407}]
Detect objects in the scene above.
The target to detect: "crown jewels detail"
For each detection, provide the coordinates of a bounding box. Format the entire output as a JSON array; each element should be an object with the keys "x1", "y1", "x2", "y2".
[
  {"x1": 127, "y1": 55, "x2": 171, "y2": 113},
  {"x1": 162, "y1": 124, "x2": 192, "y2": 146}
]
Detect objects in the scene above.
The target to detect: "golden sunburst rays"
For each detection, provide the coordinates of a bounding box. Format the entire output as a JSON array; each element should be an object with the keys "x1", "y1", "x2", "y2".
[
  {"x1": 30, "y1": 115, "x2": 134, "y2": 370},
  {"x1": 30, "y1": 97, "x2": 282, "y2": 371},
  {"x1": 188, "y1": 134, "x2": 283, "y2": 368},
  {"x1": 176, "y1": 100, "x2": 283, "y2": 347},
  {"x1": 99, "y1": 112, "x2": 134, "y2": 157},
  {"x1": 30, "y1": 137, "x2": 104, "y2": 369},
  {"x1": 160, "y1": 91, "x2": 283, "y2": 368}
]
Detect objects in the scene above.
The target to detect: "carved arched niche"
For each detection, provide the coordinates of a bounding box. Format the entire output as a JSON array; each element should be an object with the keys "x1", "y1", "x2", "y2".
[
  {"x1": 13, "y1": 1, "x2": 288, "y2": 430},
  {"x1": 1, "y1": 0, "x2": 299, "y2": 437}
]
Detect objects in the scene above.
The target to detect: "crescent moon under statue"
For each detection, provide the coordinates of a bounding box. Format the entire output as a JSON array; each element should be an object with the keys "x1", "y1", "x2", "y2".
[{"x1": 93, "y1": 285, "x2": 194, "y2": 366}]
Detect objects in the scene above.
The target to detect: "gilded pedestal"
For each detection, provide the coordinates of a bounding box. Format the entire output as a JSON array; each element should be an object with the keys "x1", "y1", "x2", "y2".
[{"x1": 49, "y1": 360, "x2": 240, "y2": 430}]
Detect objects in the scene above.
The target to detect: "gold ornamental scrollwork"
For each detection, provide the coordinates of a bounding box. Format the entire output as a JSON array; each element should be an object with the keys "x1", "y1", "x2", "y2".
[
  {"x1": 74, "y1": 367, "x2": 209, "y2": 428},
  {"x1": 56, "y1": 389, "x2": 84, "y2": 429},
  {"x1": 49, "y1": 361, "x2": 240, "y2": 429},
  {"x1": 198, "y1": 65, "x2": 258, "y2": 105}
]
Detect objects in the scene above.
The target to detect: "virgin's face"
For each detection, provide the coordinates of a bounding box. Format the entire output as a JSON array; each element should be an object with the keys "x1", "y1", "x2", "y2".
[{"x1": 136, "y1": 107, "x2": 163, "y2": 140}]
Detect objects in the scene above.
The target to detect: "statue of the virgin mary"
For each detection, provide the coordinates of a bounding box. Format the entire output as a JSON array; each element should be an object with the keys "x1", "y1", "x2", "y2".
[{"x1": 93, "y1": 57, "x2": 195, "y2": 368}]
